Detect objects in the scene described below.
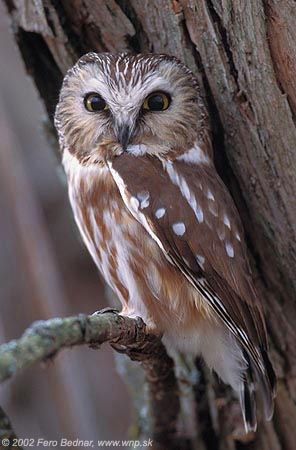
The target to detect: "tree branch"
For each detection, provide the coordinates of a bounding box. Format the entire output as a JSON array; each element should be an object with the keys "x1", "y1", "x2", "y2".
[{"x1": 0, "y1": 311, "x2": 182, "y2": 449}]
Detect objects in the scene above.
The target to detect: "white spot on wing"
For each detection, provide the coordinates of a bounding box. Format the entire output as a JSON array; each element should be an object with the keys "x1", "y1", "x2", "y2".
[
  {"x1": 130, "y1": 196, "x2": 140, "y2": 210},
  {"x1": 223, "y1": 214, "x2": 231, "y2": 229},
  {"x1": 137, "y1": 191, "x2": 150, "y2": 209},
  {"x1": 172, "y1": 222, "x2": 186, "y2": 236},
  {"x1": 225, "y1": 242, "x2": 234, "y2": 258},
  {"x1": 196, "y1": 254, "x2": 205, "y2": 269},
  {"x1": 155, "y1": 207, "x2": 166, "y2": 219},
  {"x1": 209, "y1": 202, "x2": 218, "y2": 217},
  {"x1": 194, "y1": 204, "x2": 203, "y2": 222},
  {"x1": 235, "y1": 232, "x2": 241, "y2": 242},
  {"x1": 207, "y1": 190, "x2": 215, "y2": 201},
  {"x1": 217, "y1": 228, "x2": 225, "y2": 240},
  {"x1": 164, "y1": 162, "x2": 204, "y2": 223}
]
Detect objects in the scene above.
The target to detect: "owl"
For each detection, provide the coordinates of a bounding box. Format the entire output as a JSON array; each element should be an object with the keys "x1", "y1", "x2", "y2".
[{"x1": 54, "y1": 52, "x2": 276, "y2": 432}]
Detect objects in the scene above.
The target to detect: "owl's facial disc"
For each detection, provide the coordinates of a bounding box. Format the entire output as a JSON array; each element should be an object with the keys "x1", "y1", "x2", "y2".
[
  {"x1": 55, "y1": 53, "x2": 205, "y2": 163},
  {"x1": 82, "y1": 88, "x2": 173, "y2": 150}
]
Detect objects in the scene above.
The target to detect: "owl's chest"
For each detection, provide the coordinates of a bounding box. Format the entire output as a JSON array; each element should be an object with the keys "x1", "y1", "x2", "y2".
[
  {"x1": 67, "y1": 164, "x2": 163, "y2": 299},
  {"x1": 65, "y1": 158, "x2": 208, "y2": 333}
]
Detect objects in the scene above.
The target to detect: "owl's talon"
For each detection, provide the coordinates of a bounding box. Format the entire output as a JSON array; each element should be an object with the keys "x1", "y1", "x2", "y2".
[
  {"x1": 110, "y1": 343, "x2": 128, "y2": 353},
  {"x1": 92, "y1": 307, "x2": 119, "y2": 316},
  {"x1": 135, "y1": 316, "x2": 145, "y2": 328},
  {"x1": 110, "y1": 343, "x2": 144, "y2": 361}
]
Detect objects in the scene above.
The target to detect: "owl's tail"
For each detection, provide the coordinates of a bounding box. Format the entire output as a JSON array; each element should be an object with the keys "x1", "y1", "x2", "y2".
[
  {"x1": 239, "y1": 349, "x2": 276, "y2": 432},
  {"x1": 199, "y1": 323, "x2": 276, "y2": 433}
]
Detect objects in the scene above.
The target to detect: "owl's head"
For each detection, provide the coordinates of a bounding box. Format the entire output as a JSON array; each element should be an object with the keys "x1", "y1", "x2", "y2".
[{"x1": 55, "y1": 52, "x2": 208, "y2": 163}]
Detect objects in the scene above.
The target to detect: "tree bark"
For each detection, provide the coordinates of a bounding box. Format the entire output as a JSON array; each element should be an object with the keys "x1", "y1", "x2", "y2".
[{"x1": 2, "y1": 1, "x2": 296, "y2": 449}]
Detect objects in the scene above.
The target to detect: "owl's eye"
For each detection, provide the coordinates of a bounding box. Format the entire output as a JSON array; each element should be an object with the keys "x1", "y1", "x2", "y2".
[
  {"x1": 84, "y1": 93, "x2": 108, "y2": 112},
  {"x1": 143, "y1": 92, "x2": 171, "y2": 112}
]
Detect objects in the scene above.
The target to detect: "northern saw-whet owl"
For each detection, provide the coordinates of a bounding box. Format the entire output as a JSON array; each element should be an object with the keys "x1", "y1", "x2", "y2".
[{"x1": 54, "y1": 52, "x2": 276, "y2": 432}]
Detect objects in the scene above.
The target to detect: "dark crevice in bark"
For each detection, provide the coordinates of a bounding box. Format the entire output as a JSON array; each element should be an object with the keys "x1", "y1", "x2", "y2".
[
  {"x1": 83, "y1": 22, "x2": 109, "y2": 53},
  {"x1": 236, "y1": 440, "x2": 257, "y2": 450},
  {"x1": 178, "y1": 16, "x2": 209, "y2": 104},
  {"x1": 43, "y1": 5, "x2": 57, "y2": 37},
  {"x1": 194, "y1": 359, "x2": 219, "y2": 450},
  {"x1": 180, "y1": 21, "x2": 235, "y2": 194},
  {"x1": 205, "y1": 0, "x2": 239, "y2": 84},
  {"x1": 50, "y1": 0, "x2": 85, "y2": 57},
  {"x1": 114, "y1": 0, "x2": 151, "y2": 53},
  {"x1": 188, "y1": 45, "x2": 251, "y2": 230},
  {"x1": 76, "y1": 0, "x2": 113, "y2": 52},
  {"x1": 3, "y1": 0, "x2": 14, "y2": 13},
  {"x1": 16, "y1": 29, "x2": 63, "y2": 120}
]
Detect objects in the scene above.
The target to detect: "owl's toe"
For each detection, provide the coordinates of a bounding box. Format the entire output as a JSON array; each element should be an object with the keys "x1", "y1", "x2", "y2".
[{"x1": 92, "y1": 307, "x2": 119, "y2": 315}]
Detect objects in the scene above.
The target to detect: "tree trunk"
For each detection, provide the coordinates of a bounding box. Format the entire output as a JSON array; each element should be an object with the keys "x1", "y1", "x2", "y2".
[{"x1": 3, "y1": 1, "x2": 296, "y2": 449}]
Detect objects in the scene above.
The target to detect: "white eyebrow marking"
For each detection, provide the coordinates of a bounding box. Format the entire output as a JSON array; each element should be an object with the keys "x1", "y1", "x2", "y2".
[
  {"x1": 192, "y1": 198, "x2": 204, "y2": 223},
  {"x1": 223, "y1": 214, "x2": 231, "y2": 229},
  {"x1": 225, "y1": 242, "x2": 234, "y2": 258},
  {"x1": 172, "y1": 222, "x2": 186, "y2": 236},
  {"x1": 137, "y1": 191, "x2": 150, "y2": 209},
  {"x1": 176, "y1": 143, "x2": 210, "y2": 165},
  {"x1": 196, "y1": 254, "x2": 205, "y2": 269},
  {"x1": 207, "y1": 190, "x2": 215, "y2": 201},
  {"x1": 155, "y1": 208, "x2": 166, "y2": 219}
]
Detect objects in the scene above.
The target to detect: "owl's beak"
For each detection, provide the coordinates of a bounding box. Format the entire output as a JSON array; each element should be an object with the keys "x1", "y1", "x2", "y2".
[{"x1": 117, "y1": 124, "x2": 132, "y2": 150}]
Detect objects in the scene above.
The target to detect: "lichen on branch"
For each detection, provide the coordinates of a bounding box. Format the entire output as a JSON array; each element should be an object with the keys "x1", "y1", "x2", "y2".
[{"x1": 0, "y1": 310, "x2": 182, "y2": 448}]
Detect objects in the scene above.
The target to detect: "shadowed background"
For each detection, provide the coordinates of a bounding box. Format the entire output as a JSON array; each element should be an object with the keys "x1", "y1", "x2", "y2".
[{"x1": 0, "y1": 2, "x2": 131, "y2": 442}]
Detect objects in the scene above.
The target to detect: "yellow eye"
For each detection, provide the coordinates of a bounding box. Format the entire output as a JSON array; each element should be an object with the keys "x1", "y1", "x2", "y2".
[
  {"x1": 143, "y1": 92, "x2": 171, "y2": 112},
  {"x1": 84, "y1": 92, "x2": 108, "y2": 112}
]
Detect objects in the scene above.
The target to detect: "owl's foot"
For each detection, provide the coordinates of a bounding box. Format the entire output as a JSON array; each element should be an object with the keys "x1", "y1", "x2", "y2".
[
  {"x1": 106, "y1": 315, "x2": 144, "y2": 358},
  {"x1": 91, "y1": 309, "x2": 145, "y2": 357},
  {"x1": 110, "y1": 316, "x2": 163, "y2": 361},
  {"x1": 110, "y1": 315, "x2": 145, "y2": 356}
]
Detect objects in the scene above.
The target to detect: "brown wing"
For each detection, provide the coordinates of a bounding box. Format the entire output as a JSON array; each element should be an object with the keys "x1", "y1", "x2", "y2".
[{"x1": 108, "y1": 153, "x2": 275, "y2": 406}]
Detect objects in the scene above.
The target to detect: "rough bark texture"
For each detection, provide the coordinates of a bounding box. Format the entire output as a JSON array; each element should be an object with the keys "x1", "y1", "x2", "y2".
[{"x1": 2, "y1": 0, "x2": 296, "y2": 449}]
